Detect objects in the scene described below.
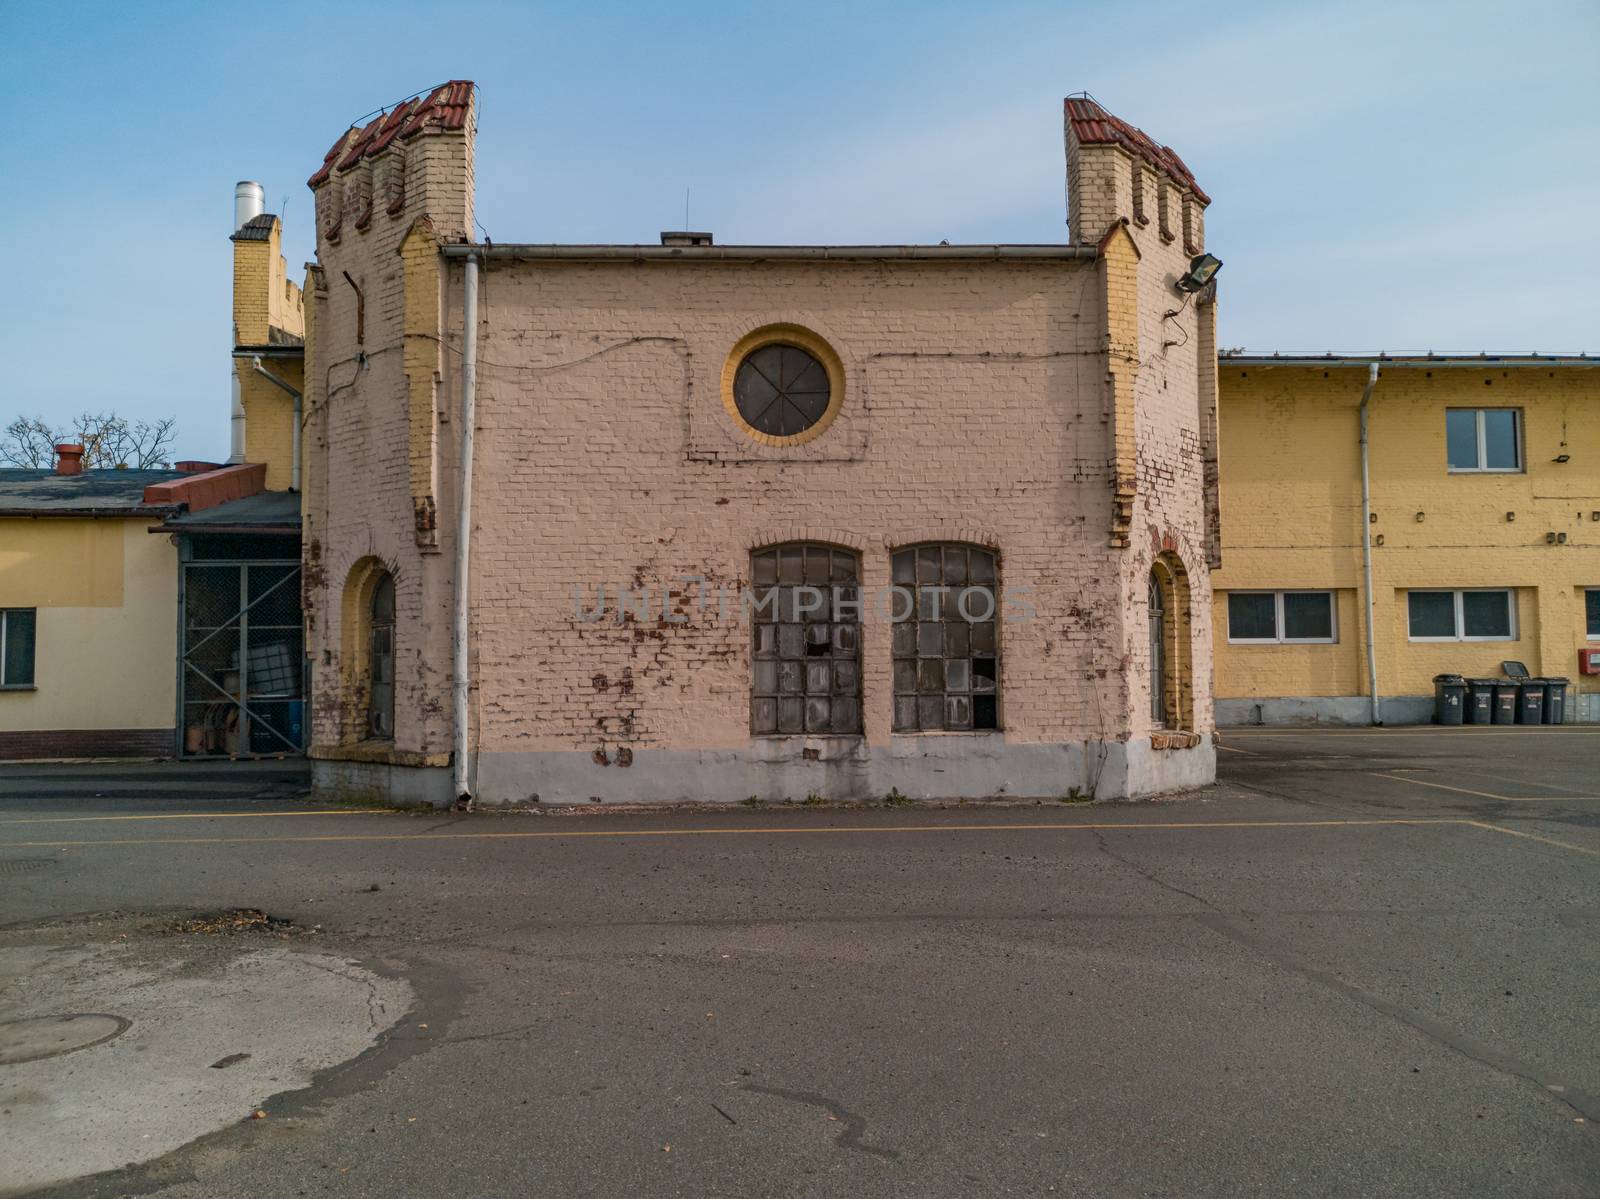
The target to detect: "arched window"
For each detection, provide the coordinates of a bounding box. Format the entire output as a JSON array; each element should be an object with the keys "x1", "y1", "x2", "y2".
[
  {"x1": 1148, "y1": 571, "x2": 1167, "y2": 726},
  {"x1": 749, "y1": 544, "x2": 861, "y2": 735},
  {"x1": 891, "y1": 544, "x2": 1000, "y2": 732},
  {"x1": 1148, "y1": 551, "x2": 1194, "y2": 731},
  {"x1": 368, "y1": 572, "x2": 396, "y2": 739}
]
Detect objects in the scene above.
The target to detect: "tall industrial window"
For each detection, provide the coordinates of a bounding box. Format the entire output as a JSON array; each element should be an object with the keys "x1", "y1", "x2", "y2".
[
  {"x1": 1446, "y1": 409, "x2": 1521, "y2": 472},
  {"x1": 1226, "y1": 591, "x2": 1336, "y2": 643},
  {"x1": 368, "y1": 573, "x2": 396, "y2": 739},
  {"x1": 750, "y1": 544, "x2": 862, "y2": 735},
  {"x1": 891, "y1": 544, "x2": 999, "y2": 732},
  {"x1": 1586, "y1": 589, "x2": 1600, "y2": 639},
  {"x1": 1407, "y1": 589, "x2": 1514, "y2": 641},
  {"x1": 0, "y1": 609, "x2": 36, "y2": 688},
  {"x1": 1148, "y1": 574, "x2": 1166, "y2": 726}
]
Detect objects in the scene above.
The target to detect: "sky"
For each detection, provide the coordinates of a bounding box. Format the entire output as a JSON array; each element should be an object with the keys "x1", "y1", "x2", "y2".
[{"x1": 1, "y1": 0, "x2": 1596, "y2": 464}]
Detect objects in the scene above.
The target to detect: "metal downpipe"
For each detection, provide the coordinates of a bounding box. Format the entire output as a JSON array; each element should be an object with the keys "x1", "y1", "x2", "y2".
[
  {"x1": 452, "y1": 252, "x2": 480, "y2": 806},
  {"x1": 1358, "y1": 363, "x2": 1381, "y2": 725},
  {"x1": 248, "y1": 355, "x2": 302, "y2": 492}
]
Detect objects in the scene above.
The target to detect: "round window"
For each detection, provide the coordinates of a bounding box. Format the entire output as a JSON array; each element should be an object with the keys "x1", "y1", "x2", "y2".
[{"x1": 732, "y1": 344, "x2": 832, "y2": 438}]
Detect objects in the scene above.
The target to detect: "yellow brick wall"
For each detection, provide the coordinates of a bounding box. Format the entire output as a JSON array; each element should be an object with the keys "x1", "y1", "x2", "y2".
[
  {"x1": 237, "y1": 360, "x2": 302, "y2": 491},
  {"x1": 1213, "y1": 364, "x2": 1600, "y2": 712}
]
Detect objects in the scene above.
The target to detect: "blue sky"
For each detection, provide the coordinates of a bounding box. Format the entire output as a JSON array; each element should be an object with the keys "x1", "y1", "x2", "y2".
[{"x1": 2, "y1": 0, "x2": 1595, "y2": 463}]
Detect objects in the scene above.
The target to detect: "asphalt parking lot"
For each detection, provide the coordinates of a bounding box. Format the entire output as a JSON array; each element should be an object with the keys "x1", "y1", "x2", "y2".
[{"x1": 2, "y1": 727, "x2": 1598, "y2": 1197}]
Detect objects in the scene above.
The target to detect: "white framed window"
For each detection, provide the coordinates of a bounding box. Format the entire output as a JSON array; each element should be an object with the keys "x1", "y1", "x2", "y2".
[
  {"x1": 1586, "y1": 589, "x2": 1600, "y2": 640},
  {"x1": 1446, "y1": 408, "x2": 1521, "y2": 472},
  {"x1": 1226, "y1": 591, "x2": 1336, "y2": 644},
  {"x1": 1, "y1": 608, "x2": 37, "y2": 688},
  {"x1": 1407, "y1": 589, "x2": 1515, "y2": 641}
]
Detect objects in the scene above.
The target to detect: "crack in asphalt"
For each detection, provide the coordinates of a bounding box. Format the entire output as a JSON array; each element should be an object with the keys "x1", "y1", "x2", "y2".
[
  {"x1": 1193, "y1": 912, "x2": 1600, "y2": 1124},
  {"x1": 740, "y1": 1084, "x2": 901, "y2": 1159},
  {"x1": 1086, "y1": 820, "x2": 1600, "y2": 1126},
  {"x1": 1089, "y1": 827, "x2": 1215, "y2": 909}
]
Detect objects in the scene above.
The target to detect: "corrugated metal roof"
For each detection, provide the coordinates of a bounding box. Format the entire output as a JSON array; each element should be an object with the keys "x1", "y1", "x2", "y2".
[
  {"x1": 0, "y1": 469, "x2": 184, "y2": 515},
  {"x1": 1064, "y1": 95, "x2": 1209, "y2": 205},
  {"x1": 308, "y1": 81, "x2": 475, "y2": 188}
]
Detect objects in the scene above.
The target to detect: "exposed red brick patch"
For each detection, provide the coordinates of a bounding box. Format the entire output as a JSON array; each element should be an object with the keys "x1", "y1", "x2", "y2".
[{"x1": 0, "y1": 728, "x2": 174, "y2": 760}]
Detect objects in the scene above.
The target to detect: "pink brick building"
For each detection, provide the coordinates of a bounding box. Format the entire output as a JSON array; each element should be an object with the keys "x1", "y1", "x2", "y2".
[{"x1": 302, "y1": 83, "x2": 1220, "y2": 805}]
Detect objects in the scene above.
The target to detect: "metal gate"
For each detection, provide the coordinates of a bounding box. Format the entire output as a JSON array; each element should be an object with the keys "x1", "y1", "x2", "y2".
[{"x1": 179, "y1": 560, "x2": 306, "y2": 757}]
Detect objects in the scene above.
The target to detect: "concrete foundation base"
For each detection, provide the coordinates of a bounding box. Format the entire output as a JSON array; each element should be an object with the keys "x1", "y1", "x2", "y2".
[
  {"x1": 1216, "y1": 695, "x2": 1435, "y2": 727},
  {"x1": 312, "y1": 756, "x2": 455, "y2": 808},
  {"x1": 316, "y1": 735, "x2": 1217, "y2": 808}
]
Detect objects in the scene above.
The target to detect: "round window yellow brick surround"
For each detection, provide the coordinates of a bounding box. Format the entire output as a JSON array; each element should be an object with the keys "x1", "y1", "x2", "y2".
[{"x1": 720, "y1": 324, "x2": 846, "y2": 448}]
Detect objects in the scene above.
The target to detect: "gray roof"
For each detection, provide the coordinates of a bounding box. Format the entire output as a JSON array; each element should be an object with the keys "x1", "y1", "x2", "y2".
[
  {"x1": 161, "y1": 490, "x2": 301, "y2": 532},
  {"x1": 230, "y1": 213, "x2": 276, "y2": 243},
  {"x1": 0, "y1": 469, "x2": 184, "y2": 517},
  {"x1": 1220, "y1": 352, "x2": 1596, "y2": 367}
]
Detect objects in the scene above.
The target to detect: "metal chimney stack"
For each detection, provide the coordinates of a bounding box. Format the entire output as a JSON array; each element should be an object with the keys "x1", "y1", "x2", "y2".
[{"x1": 234, "y1": 181, "x2": 265, "y2": 232}]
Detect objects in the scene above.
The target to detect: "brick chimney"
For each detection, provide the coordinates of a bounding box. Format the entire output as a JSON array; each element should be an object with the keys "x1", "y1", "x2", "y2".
[{"x1": 54, "y1": 444, "x2": 85, "y2": 476}]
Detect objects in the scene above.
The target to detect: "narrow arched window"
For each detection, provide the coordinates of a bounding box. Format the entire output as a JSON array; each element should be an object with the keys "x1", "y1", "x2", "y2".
[
  {"x1": 368, "y1": 573, "x2": 396, "y2": 739},
  {"x1": 750, "y1": 544, "x2": 862, "y2": 735},
  {"x1": 1148, "y1": 570, "x2": 1167, "y2": 727},
  {"x1": 891, "y1": 544, "x2": 1000, "y2": 732}
]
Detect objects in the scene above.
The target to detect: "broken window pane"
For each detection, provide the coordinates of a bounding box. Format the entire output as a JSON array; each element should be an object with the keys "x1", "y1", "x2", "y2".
[
  {"x1": 891, "y1": 543, "x2": 1003, "y2": 733},
  {"x1": 751, "y1": 543, "x2": 862, "y2": 735}
]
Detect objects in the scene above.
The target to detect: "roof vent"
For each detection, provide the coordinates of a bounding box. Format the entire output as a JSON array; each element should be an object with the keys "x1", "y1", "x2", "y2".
[
  {"x1": 234, "y1": 181, "x2": 265, "y2": 233},
  {"x1": 660, "y1": 231, "x2": 713, "y2": 247}
]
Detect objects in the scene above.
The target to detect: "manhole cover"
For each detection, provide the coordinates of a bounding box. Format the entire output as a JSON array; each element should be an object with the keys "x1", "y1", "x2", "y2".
[
  {"x1": 0, "y1": 1014, "x2": 130, "y2": 1065},
  {"x1": 0, "y1": 858, "x2": 58, "y2": 875}
]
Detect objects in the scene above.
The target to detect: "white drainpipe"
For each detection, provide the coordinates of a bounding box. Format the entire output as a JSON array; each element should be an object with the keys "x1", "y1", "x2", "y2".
[
  {"x1": 452, "y1": 252, "x2": 480, "y2": 806},
  {"x1": 248, "y1": 355, "x2": 302, "y2": 492},
  {"x1": 1358, "y1": 363, "x2": 1381, "y2": 725},
  {"x1": 229, "y1": 370, "x2": 246, "y2": 464}
]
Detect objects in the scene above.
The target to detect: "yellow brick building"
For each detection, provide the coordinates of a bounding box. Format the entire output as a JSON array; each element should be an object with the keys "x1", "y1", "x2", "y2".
[
  {"x1": 1212, "y1": 354, "x2": 1600, "y2": 724},
  {"x1": 0, "y1": 188, "x2": 306, "y2": 760}
]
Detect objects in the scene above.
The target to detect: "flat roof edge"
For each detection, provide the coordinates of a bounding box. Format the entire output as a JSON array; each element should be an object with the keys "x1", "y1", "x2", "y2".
[
  {"x1": 1222, "y1": 353, "x2": 1596, "y2": 368},
  {"x1": 440, "y1": 243, "x2": 1099, "y2": 262}
]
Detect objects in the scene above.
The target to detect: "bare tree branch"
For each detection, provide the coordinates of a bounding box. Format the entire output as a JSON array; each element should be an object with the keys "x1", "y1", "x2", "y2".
[{"x1": 0, "y1": 412, "x2": 178, "y2": 469}]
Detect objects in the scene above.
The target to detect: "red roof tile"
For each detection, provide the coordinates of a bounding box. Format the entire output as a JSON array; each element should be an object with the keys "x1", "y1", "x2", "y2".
[
  {"x1": 1064, "y1": 96, "x2": 1209, "y2": 206},
  {"x1": 308, "y1": 81, "x2": 475, "y2": 188}
]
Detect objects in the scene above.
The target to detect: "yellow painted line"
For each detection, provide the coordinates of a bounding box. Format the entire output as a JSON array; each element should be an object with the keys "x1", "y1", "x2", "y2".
[
  {"x1": 1228, "y1": 728, "x2": 1600, "y2": 737},
  {"x1": 0, "y1": 809, "x2": 396, "y2": 826},
  {"x1": 1463, "y1": 820, "x2": 1600, "y2": 859},
  {"x1": 0, "y1": 817, "x2": 1459, "y2": 851},
  {"x1": 1372, "y1": 773, "x2": 1594, "y2": 803}
]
